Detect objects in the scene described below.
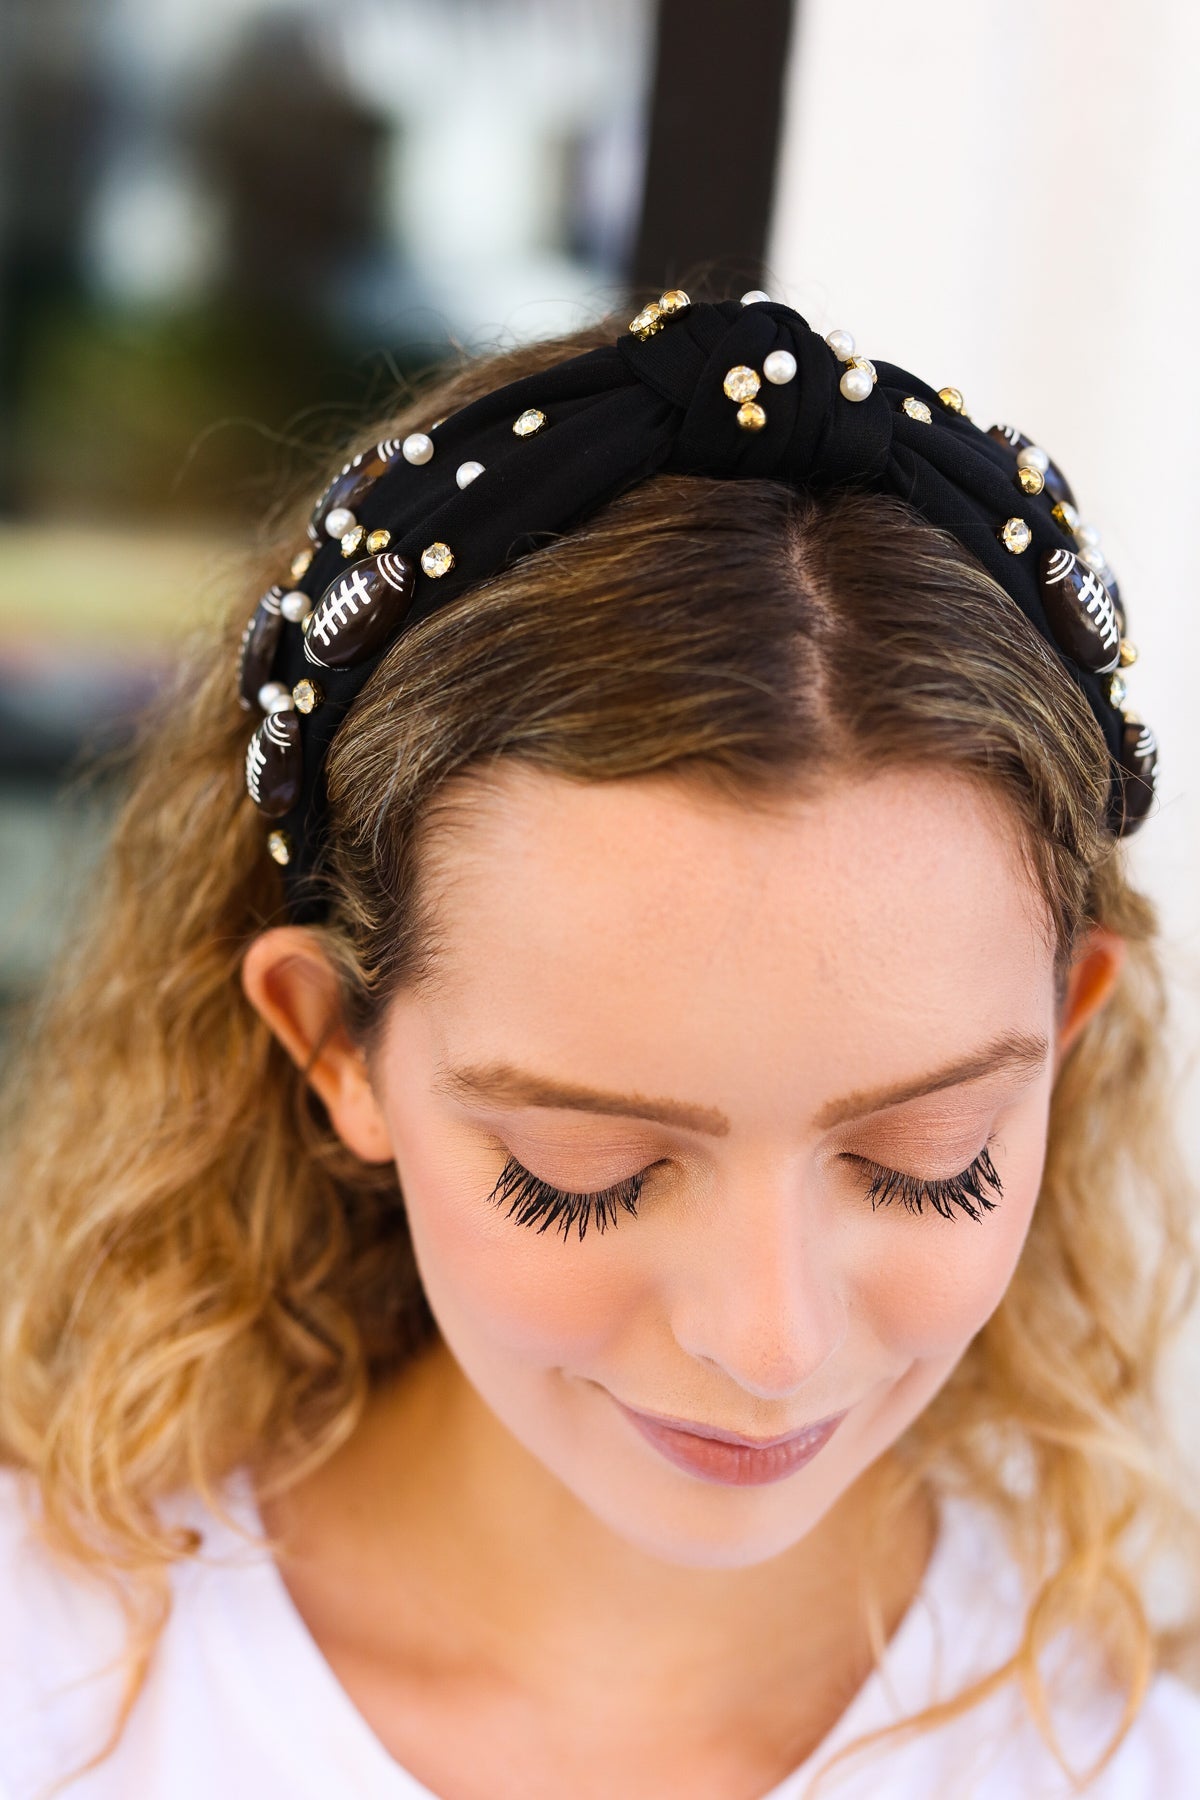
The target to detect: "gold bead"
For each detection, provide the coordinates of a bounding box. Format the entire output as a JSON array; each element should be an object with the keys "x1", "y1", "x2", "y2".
[
  {"x1": 421, "y1": 541, "x2": 455, "y2": 578},
  {"x1": 723, "y1": 365, "x2": 761, "y2": 402},
  {"x1": 512, "y1": 408, "x2": 547, "y2": 437},
  {"x1": 340, "y1": 525, "x2": 365, "y2": 558},
  {"x1": 938, "y1": 386, "x2": 966, "y2": 414},
  {"x1": 366, "y1": 529, "x2": 391, "y2": 553},
  {"x1": 902, "y1": 397, "x2": 932, "y2": 423},
  {"x1": 658, "y1": 289, "x2": 691, "y2": 314},
  {"x1": 267, "y1": 829, "x2": 292, "y2": 866},
  {"x1": 1018, "y1": 466, "x2": 1045, "y2": 495},
  {"x1": 999, "y1": 517, "x2": 1031, "y2": 554},
  {"x1": 737, "y1": 401, "x2": 767, "y2": 431},
  {"x1": 1119, "y1": 638, "x2": 1139, "y2": 667},
  {"x1": 290, "y1": 547, "x2": 314, "y2": 581},
  {"x1": 628, "y1": 301, "x2": 663, "y2": 339},
  {"x1": 292, "y1": 678, "x2": 323, "y2": 714}
]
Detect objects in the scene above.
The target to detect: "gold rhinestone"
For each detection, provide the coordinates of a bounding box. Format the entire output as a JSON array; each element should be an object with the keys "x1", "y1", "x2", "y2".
[
  {"x1": 292, "y1": 678, "x2": 323, "y2": 715},
  {"x1": 1109, "y1": 672, "x2": 1128, "y2": 707},
  {"x1": 1119, "y1": 638, "x2": 1139, "y2": 667},
  {"x1": 267, "y1": 829, "x2": 292, "y2": 866},
  {"x1": 628, "y1": 301, "x2": 663, "y2": 338},
  {"x1": 1018, "y1": 466, "x2": 1045, "y2": 495},
  {"x1": 512, "y1": 408, "x2": 547, "y2": 437},
  {"x1": 902, "y1": 397, "x2": 933, "y2": 423},
  {"x1": 737, "y1": 401, "x2": 767, "y2": 431},
  {"x1": 723, "y1": 365, "x2": 761, "y2": 402},
  {"x1": 658, "y1": 288, "x2": 691, "y2": 314},
  {"x1": 290, "y1": 547, "x2": 314, "y2": 581},
  {"x1": 366, "y1": 528, "x2": 391, "y2": 553},
  {"x1": 938, "y1": 386, "x2": 966, "y2": 414},
  {"x1": 340, "y1": 525, "x2": 365, "y2": 558},
  {"x1": 999, "y1": 517, "x2": 1031, "y2": 554},
  {"x1": 421, "y1": 541, "x2": 455, "y2": 578}
]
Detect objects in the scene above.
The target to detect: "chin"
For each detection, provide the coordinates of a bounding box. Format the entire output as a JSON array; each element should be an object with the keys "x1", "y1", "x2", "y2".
[{"x1": 558, "y1": 1455, "x2": 855, "y2": 1571}]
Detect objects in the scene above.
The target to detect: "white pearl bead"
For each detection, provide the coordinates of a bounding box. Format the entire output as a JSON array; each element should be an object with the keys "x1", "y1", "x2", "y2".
[
  {"x1": 403, "y1": 431, "x2": 434, "y2": 465},
  {"x1": 280, "y1": 589, "x2": 311, "y2": 623},
  {"x1": 324, "y1": 506, "x2": 356, "y2": 538},
  {"x1": 741, "y1": 289, "x2": 771, "y2": 305},
  {"x1": 763, "y1": 349, "x2": 797, "y2": 385},
  {"x1": 1079, "y1": 546, "x2": 1108, "y2": 572},
  {"x1": 825, "y1": 328, "x2": 856, "y2": 362},
  {"x1": 1015, "y1": 445, "x2": 1049, "y2": 473},
  {"x1": 1075, "y1": 521, "x2": 1101, "y2": 547},
  {"x1": 839, "y1": 365, "x2": 873, "y2": 402},
  {"x1": 258, "y1": 681, "x2": 293, "y2": 713},
  {"x1": 456, "y1": 460, "x2": 485, "y2": 488}
]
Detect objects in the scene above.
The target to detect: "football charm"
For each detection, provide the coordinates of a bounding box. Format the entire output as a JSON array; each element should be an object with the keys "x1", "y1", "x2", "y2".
[
  {"x1": 237, "y1": 585, "x2": 285, "y2": 711},
  {"x1": 302, "y1": 552, "x2": 417, "y2": 671},
  {"x1": 1114, "y1": 719, "x2": 1158, "y2": 834},
  {"x1": 245, "y1": 708, "x2": 302, "y2": 818},
  {"x1": 306, "y1": 439, "x2": 406, "y2": 547},
  {"x1": 1038, "y1": 548, "x2": 1122, "y2": 675}
]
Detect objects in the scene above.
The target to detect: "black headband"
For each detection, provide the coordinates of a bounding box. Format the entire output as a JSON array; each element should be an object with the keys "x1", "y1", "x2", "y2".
[{"x1": 236, "y1": 290, "x2": 1157, "y2": 925}]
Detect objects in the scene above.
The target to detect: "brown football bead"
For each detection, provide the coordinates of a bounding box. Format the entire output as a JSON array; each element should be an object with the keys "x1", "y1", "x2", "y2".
[
  {"x1": 302, "y1": 552, "x2": 417, "y2": 671},
  {"x1": 236, "y1": 585, "x2": 285, "y2": 711},
  {"x1": 986, "y1": 423, "x2": 1077, "y2": 511},
  {"x1": 1113, "y1": 718, "x2": 1158, "y2": 835},
  {"x1": 306, "y1": 438, "x2": 405, "y2": 547},
  {"x1": 1038, "y1": 548, "x2": 1122, "y2": 674},
  {"x1": 244, "y1": 708, "x2": 302, "y2": 818}
]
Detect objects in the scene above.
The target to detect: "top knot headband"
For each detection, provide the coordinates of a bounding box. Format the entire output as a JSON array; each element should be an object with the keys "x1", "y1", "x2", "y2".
[{"x1": 236, "y1": 289, "x2": 1157, "y2": 926}]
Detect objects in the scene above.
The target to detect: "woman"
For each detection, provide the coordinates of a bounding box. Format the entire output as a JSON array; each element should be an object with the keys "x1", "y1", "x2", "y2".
[{"x1": 1, "y1": 291, "x2": 1197, "y2": 1798}]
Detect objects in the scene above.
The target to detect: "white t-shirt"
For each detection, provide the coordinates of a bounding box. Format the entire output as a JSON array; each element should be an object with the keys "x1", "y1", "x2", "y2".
[{"x1": 0, "y1": 1461, "x2": 1197, "y2": 1798}]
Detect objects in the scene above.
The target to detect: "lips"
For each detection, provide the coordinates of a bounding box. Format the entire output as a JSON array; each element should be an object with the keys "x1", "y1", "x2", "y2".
[{"x1": 613, "y1": 1397, "x2": 848, "y2": 1487}]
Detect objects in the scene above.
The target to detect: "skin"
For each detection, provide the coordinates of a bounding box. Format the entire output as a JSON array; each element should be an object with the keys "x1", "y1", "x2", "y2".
[{"x1": 241, "y1": 762, "x2": 1125, "y2": 1800}]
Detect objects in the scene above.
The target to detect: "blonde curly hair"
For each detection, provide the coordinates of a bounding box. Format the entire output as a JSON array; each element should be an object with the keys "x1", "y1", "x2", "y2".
[{"x1": 1, "y1": 312, "x2": 1197, "y2": 1797}]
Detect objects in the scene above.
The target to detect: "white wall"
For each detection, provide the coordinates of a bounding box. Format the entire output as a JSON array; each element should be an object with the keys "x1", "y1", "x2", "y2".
[{"x1": 767, "y1": 0, "x2": 1200, "y2": 1445}]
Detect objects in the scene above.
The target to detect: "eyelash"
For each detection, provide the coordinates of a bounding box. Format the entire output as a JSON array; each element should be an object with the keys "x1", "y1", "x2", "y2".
[{"x1": 486, "y1": 1139, "x2": 1003, "y2": 1242}]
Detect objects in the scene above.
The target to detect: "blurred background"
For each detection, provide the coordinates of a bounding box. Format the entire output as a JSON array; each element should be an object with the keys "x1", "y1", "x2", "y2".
[{"x1": 2, "y1": 2, "x2": 1197, "y2": 1230}]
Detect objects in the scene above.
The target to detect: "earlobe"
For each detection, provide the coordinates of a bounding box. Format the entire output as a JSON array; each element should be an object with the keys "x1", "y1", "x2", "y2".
[
  {"x1": 1056, "y1": 926, "x2": 1127, "y2": 1063},
  {"x1": 240, "y1": 928, "x2": 395, "y2": 1165}
]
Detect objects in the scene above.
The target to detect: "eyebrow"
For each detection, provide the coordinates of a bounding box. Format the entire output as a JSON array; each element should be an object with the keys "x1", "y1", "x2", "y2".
[{"x1": 433, "y1": 1029, "x2": 1050, "y2": 1138}]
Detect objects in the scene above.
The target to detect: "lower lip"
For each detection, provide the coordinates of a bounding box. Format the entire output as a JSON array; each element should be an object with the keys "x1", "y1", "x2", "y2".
[{"x1": 615, "y1": 1402, "x2": 847, "y2": 1487}]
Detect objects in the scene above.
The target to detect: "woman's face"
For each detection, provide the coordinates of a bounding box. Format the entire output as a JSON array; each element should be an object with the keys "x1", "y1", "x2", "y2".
[{"x1": 348, "y1": 765, "x2": 1068, "y2": 1568}]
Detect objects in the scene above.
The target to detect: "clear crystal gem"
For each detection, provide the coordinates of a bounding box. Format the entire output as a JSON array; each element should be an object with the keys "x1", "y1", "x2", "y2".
[
  {"x1": 267, "y1": 829, "x2": 292, "y2": 866},
  {"x1": 421, "y1": 541, "x2": 455, "y2": 578},
  {"x1": 628, "y1": 302, "x2": 663, "y2": 338},
  {"x1": 292, "y1": 678, "x2": 322, "y2": 715},
  {"x1": 340, "y1": 525, "x2": 365, "y2": 558},
  {"x1": 723, "y1": 365, "x2": 761, "y2": 402},
  {"x1": 290, "y1": 547, "x2": 314, "y2": 581},
  {"x1": 512, "y1": 408, "x2": 547, "y2": 437},
  {"x1": 902, "y1": 397, "x2": 933, "y2": 423},
  {"x1": 1000, "y1": 517, "x2": 1032, "y2": 554}
]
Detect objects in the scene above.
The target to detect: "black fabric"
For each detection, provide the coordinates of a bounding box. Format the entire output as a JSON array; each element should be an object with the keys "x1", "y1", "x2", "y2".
[{"x1": 264, "y1": 297, "x2": 1125, "y2": 924}]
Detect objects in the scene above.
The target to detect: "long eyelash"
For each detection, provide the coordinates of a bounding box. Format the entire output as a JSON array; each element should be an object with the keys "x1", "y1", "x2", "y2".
[
  {"x1": 487, "y1": 1155, "x2": 645, "y2": 1242},
  {"x1": 862, "y1": 1140, "x2": 1003, "y2": 1222}
]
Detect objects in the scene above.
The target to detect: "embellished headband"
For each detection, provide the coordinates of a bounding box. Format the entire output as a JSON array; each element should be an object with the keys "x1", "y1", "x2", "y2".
[{"x1": 237, "y1": 289, "x2": 1157, "y2": 926}]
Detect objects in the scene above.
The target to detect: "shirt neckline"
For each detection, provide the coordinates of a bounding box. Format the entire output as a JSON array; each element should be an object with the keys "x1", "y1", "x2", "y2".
[{"x1": 199, "y1": 1464, "x2": 978, "y2": 1800}]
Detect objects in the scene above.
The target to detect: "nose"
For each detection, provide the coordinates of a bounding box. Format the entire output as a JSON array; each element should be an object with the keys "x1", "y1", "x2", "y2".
[{"x1": 666, "y1": 1159, "x2": 846, "y2": 1403}]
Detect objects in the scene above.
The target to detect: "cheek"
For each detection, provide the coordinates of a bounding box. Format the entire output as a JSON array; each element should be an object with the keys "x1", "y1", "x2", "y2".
[
  {"x1": 393, "y1": 1124, "x2": 644, "y2": 1369},
  {"x1": 857, "y1": 1118, "x2": 1048, "y2": 1360}
]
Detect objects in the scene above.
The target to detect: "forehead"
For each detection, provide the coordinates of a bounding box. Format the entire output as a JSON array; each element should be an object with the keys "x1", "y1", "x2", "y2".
[{"x1": 406, "y1": 763, "x2": 1056, "y2": 1119}]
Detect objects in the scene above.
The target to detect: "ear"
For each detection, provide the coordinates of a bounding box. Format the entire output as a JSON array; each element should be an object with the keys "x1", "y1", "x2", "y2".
[
  {"x1": 1055, "y1": 925, "x2": 1127, "y2": 1065},
  {"x1": 240, "y1": 927, "x2": 394, "y2": 1164}
]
